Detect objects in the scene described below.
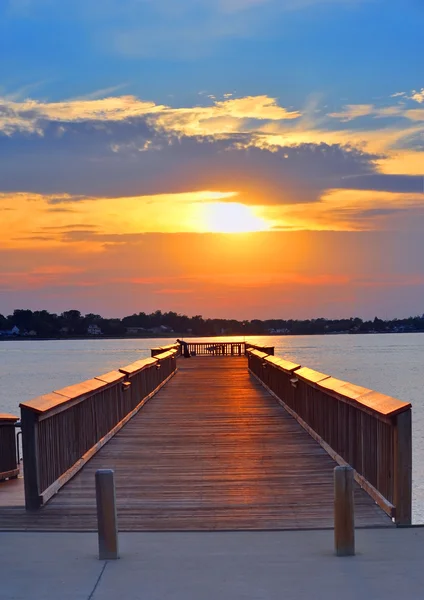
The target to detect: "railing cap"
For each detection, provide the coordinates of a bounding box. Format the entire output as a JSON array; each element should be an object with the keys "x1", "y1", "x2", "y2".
[
  {"x1": 55, "y1": 378, "x2": 106, "y2": 400},
  {"x1": 119, "y1": 357, "x2": 158, "y2": 375},
  {"x1": 20, "y1": 391, "x2": 74, "y2": 414},
  {"x1": 154, "y1": 350, "x2": 176, "y2": 360},
  {"x1": 95, "y1": 370, "x2": 126, "y2": 385},
  {"x1": 158, "y1": 344, "x2": 180, "y2": 351},
  {"x1": 264, "y1": 356, "x2": 301, "y2": 373},
  {"x1": 20, "y1": 377, "x2": 115, "y2": 414},
  {"x1": 247, "y1": 349, "x2": 269, "y2": 359},
  {"x1": 317, "y1": 377, "x2": 412, "y2": 417},
  {"x1": 294, "y1": 366, "x2": 330, "y2": 384},
  {"x1": 0, "y1": 413, "x2": 19, "y2": 422},
  {"x1": 246, "y1": 344, "x2": 274, "y2": 354}
]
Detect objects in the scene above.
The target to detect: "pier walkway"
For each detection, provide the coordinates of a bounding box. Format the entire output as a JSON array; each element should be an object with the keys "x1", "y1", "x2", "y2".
[{"x1": 0, "y1": 356, "x2": 391, "y2": 530}]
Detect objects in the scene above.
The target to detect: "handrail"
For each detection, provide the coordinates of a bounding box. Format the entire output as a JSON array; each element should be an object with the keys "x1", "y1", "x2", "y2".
[
  {"x1": 151, "y1": 344, "x2": 181, "y2": 357},
  {"x1": 245, "y1": 343, "x2": 275, "y2": 355},
  {"x1": 247, "y1": 348, "x2": 412, "y2": 525},
  {"x1": 20, "y1": 349, "x2": 178, "y2": 510},
  {"x1": 152, "y1": 342, "x2": 275, "y2": 356},
  {"x1": 0, "y1": 414, "x2": 19, "y2": 481},
  {"x1": 185, "y1": 342, "x2": 245, "y2": 356},
  {"x1": 170, "y1": 341, "x2": 275, "y2": 356}
]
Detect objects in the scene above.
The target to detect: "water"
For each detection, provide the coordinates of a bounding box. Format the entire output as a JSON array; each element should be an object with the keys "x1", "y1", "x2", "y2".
[{"x1": 1, "y1": 333, "x2": 423, "y2": 521}]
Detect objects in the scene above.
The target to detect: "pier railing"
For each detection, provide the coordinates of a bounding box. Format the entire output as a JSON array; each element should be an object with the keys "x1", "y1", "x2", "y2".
[
  {"x1": 247, "y1": 348, "x2": 412, "y2": 525},
  {"x1": 0, "y1": 414, "x2": 19, "y2": 481},
  {"x1": 186, "y1": 341, "x2": 245, "y2": 356},
  {"x1": 151, "y1": 344, "x2": 181, "y2": 358},
  {"x1": 153, "y1": 341, "x2": 274, "y2": 356},
  {"x1": 20, "y1": 349, "x2": 178, "y2": 510},
  {"x1": 245, "y1": 343, "x2": 275, "y2": 355}
]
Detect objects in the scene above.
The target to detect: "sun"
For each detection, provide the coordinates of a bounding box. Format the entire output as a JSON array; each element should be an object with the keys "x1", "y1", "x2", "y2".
[{"x1": 202, "y1": 202, "x2": 270, "y2": 233}]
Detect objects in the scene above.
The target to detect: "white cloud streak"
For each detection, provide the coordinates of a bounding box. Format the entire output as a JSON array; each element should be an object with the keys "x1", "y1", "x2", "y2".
[{"x1": 0, "y1": 94, "x2": 300, "y2": 135}]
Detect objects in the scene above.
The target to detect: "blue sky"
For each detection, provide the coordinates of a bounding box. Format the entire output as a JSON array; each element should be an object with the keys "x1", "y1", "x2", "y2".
[
  {"x1": 1, "y1": 0, "x2": 424, "y2": 319},
  {"x1": 1, "y1": 0, "x2": 423, "y2": 106}
]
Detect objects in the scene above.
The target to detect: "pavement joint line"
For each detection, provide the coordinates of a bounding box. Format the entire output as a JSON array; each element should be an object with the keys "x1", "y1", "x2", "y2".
[{"x1": 88, "y1": 561, "x2": 108, "y2": 600}]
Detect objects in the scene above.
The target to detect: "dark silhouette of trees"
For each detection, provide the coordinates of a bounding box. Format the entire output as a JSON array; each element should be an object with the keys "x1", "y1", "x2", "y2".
[{"x1": 1, "y1": 309, "x2": 423, "y2": 338}]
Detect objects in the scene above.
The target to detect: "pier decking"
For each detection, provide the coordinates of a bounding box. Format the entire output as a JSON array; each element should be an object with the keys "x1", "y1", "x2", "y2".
[{"x1": 0, "y1": 357, "x2": 392, "y2": 531}]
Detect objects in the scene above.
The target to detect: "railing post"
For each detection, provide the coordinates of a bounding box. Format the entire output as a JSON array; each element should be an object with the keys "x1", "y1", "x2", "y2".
[
  {"x1": 393, "y1": 409, "x2": 412, "y2": 525},
  {"x1": 334, "y1": 466, "x2": 355, "y2": 556},
  {"x1": 96, "y1": 469, "x2": 119, "y2": 560},
  {"x1": 20, "y1": 407, "x2": 41, "y2": 510}
]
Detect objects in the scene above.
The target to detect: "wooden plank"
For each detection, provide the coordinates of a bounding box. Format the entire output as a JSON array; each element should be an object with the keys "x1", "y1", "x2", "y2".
[
  {"x1": 334, "y1": 466, "x2": 355, "y2": 556},
  {"x1": 265, "y1": 356, "x2": 301, "y2": 373},
  {"x1": 248, "y1": 350, "x2": 269, "y2": 360},
  {"x1": 95, "y1": 371, "x2": 126, "y2": 385},
  {"x1": 20, "y1": 406, "x2": 40, "y2": 510},
  {"x1": 95, "y1": 469, "x2": 119, "y2": 560},
  {"x1": 318, "y1": 378, "x2": 411, "y2": 418},
  {"x1": 119, "y1": 358, "x2": 157, "y2": 376},
  {"x1": 54, "y1": 378, "x2": 106, "y2": 400},
  {"x1": 294, "y1": 367, "x2": 330, "y2": 384},
  {"x1": 154, "y1": 350, "x2": 176, "y2": 360},
  {"x1": 0, "y1": 468, "x2": 19, "y2": 481},
  {"x1": 357, "y1": 390, "x2": 411, "y2": 418},
  {"x1": 0, "y1": 358, "x2": 392, "y2": 531},
  {"x1": 20, "y1": 378, "x2": 122, "y2": 420},
  {"x1": 20, "y1": 392, "x2": 68, "y2": 414},
  {"x1": 20, "y1": 378, "x2": 112, "y2": 415},
  {"x1": 0, "y1": 414, "x2": 19, "y2": 422},
  {"x1": 393, "y1": 409, "x2": 412, "y2": 525}
]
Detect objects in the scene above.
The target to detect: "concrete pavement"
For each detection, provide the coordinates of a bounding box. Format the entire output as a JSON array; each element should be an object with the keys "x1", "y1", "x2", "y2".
[{"x1": 1, "y1": 528, "x2": 424, "y2": 600}]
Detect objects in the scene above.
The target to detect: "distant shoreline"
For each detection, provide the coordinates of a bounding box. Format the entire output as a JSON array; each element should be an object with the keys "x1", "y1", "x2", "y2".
[{"x1": 1, "y1": 331, "x2": 423, "y2": 342}]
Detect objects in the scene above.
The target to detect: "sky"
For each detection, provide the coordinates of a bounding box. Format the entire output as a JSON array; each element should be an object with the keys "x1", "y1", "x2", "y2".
[{"x1": 1, "y1": 0, "x2": 424, "y2": 320}]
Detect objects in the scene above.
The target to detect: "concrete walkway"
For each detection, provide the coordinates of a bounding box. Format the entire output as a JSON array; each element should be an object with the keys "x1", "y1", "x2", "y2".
[{"x1": 1, "y1": 528, "x2": 424, "y2": 600}]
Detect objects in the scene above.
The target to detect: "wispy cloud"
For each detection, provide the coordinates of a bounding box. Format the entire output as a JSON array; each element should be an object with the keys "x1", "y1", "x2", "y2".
[
  {"x1": 70, "y1": 84, "x2": 129, "y2": 101},
  {"x1": 410, "y1": 89, "x2": 424, "y2": 104},
  {"x1": 328, "y1": 103, "x2": 412, "y2": 122},
  {"x1": 0, "y1": 94, "x2": 299, "y2": 136}
]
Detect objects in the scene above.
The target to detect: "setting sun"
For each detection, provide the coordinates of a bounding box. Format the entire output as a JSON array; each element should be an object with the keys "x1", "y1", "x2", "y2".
[{"x1": 201, "y1": 202, "x2": 270, "y2": 233}]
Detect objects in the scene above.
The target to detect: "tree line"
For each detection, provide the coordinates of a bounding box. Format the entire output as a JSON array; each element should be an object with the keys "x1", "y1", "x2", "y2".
[{"x1": 1, "y1": 309, "x2": 424, "y2": 338}]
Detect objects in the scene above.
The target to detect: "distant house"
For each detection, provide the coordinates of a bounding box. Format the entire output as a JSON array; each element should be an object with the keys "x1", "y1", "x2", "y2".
[
  {"x1": 87, "y1": 324, "x2": 102, "y2": 335},
  {"x1": 150, "y1": 325, "x2": 174, "y2": 335},
  {"x1": 126, "y1": 327, "x2": 147, "y2": 335},
  {"x1": 0, "y1": 326, "x2": 20, "y2": 337},
  {"x1": 22, "y1": 330, "x2": 37, "y2": 337},
  {"x1": 268, "y1": 328, "x2": 290, "y2": 334},
  {"x1": 11, "y1": 326, "x2": 20, "y2": 335}
]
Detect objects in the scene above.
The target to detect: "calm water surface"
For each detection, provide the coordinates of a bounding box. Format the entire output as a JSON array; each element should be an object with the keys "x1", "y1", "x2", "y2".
[{"x1": 1, "y1": 334, "x2": 423, "y2": 521}]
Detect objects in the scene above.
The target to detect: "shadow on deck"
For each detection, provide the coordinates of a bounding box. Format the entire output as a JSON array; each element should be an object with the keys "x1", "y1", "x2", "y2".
[{"x1": 0, "y1": 357, "x2": 392, "y2": 531}]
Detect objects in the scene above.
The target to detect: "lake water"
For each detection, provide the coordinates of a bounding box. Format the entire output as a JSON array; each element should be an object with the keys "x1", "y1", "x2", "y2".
[{"x1": 1, "y1": 333, "x2": 423, "y2": 522}]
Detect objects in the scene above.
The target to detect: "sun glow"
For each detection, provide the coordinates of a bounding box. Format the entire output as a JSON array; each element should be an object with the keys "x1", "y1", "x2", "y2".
[{"x1": 201, "y1": 202, "x2": 270, "y2": 233}]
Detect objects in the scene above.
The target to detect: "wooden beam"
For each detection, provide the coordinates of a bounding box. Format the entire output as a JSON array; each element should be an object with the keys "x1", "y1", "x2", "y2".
[
  {"x1": 96, "y1": 469, "x2": 119, "y2": 560},
  {"x1": 334, "y1": 466, "x2": 355, "y2": 556},
  {"x1": 393, "y1": 409, "x2": 412, "y2": 525},
  {"x1": 20, "y1": 407, "x2": 41, "y2": 510}
]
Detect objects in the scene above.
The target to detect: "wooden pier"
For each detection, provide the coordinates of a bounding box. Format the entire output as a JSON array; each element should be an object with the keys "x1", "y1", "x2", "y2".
[{"x1": 0, "y1": 343, "x2": 412, "y2": 531}]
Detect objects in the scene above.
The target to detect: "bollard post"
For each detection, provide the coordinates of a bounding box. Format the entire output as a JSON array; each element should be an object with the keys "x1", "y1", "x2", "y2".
[
  {"x1": 334, "y1": 466, "x2": 355, "y2": 557},
  {"x1": 95, "y1": 469, "x2": 119, "y2": 560}
]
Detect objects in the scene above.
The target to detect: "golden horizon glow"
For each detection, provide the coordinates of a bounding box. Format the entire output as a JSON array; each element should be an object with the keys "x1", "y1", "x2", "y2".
[{"x1": 200, "y1": 202, "x2": 271, "y2": 233}]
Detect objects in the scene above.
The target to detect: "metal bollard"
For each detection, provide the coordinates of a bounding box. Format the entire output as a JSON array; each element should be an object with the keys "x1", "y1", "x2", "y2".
[
  {"x1": 95, "y1": 469, "x2": 119, "y2": 560},
  {"x1": 334, "y1": 466, "x2": 355, "y2": 556}
]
